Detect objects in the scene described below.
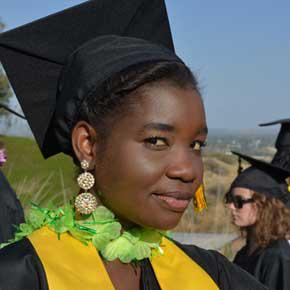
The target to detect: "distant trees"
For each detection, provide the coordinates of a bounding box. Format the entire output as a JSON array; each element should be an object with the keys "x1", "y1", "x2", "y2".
[
  {"x1": 0, "y1": 18, "x2": 4, "y2": 31},
  {"x1": 0, "y1": 18, "x2": 13, "y2": 116},
  {"x1": 0, "y1": 66, "x2": 12, "y2": 105}
]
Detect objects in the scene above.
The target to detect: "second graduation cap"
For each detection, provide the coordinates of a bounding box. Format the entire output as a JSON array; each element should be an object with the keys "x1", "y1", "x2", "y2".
[
  {"x1": 259, "y1": 118, "x2": 290, "y2": 171},
  {"x1": 0, "y1": 0, "x2": 180, "y2": 158},
  {"x1": 231, "y1": 151, "x2": 290, "y2": 209}
]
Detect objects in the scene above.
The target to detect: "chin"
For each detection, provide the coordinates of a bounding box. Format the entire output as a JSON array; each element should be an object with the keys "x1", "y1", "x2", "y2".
[
  {"x1": 232, "y1": 220, "x2": 241, "y2": 227},
  {"x1": 145, "y1": 212, "x2": 183, "y2": 231},
  {"x1": 236, "y1": 221, "x2": 249, "y2": 228}
]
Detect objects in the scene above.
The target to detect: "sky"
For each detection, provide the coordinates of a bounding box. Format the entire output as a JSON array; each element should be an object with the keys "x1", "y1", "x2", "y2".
[{"x1": 0, "y1": 0, "x2": 290, "y2": 130}]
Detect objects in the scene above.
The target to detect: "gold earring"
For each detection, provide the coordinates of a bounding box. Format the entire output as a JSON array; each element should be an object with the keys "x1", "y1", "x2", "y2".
[{"x1": 74, "y1": 160, "x2": 98, "y2": 215}]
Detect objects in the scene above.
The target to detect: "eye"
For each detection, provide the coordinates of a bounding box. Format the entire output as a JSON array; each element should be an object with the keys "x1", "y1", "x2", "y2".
[
  {"x1": 144, "y1": 137, "x2": 168, "y2": 149},
  {"x1": 191, "y1": 140, "x2": 207, "y2": 151}
]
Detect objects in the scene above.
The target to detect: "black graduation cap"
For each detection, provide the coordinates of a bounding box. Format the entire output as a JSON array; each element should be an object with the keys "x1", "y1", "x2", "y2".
[
  {"x1": 259, "y1": 118, "x2": 290, "y2": 171},
  {"x1": 0, "y1": 0, "x2": 178, "y2": 158},
  {"x1": 259, "y1": 118, "x2": 290, "y2": 149},
  {"x1": 231, "y1": 151, "x2": 290, "y2": 209}
]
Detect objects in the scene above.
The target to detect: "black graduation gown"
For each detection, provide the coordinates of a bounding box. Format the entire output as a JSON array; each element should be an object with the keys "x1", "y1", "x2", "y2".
[
  {"x1": 234, "y1": 239, "x2": 290, "y2": 290},
  {"x1": 0, "y1": 237, "x2": 270, "y2": 290},
  {"x1": 0, "y1": 170, "x2": 24, "y2": 243}
]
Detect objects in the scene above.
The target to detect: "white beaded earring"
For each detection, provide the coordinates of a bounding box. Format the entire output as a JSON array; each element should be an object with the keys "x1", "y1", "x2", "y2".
[{"x1": 74, "y1": 160, "x2": 98, "y2": 214}]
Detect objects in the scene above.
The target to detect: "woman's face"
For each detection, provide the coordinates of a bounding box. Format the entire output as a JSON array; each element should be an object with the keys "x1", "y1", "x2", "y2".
[
  {"x1": 226, "y1": 187, "x2": 258, "y2": 228},
  {"x1": 93, "y1": 82, "x2": 207, "y2": 230}
]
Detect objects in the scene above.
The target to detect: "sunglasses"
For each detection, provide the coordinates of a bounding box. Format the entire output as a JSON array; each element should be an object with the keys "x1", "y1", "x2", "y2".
[{"x1": 224, "y1": 192, "x2": 255, "y2": 209}]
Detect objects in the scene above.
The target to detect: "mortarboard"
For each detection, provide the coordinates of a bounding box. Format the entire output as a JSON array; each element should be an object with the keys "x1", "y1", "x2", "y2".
[
  {"x1": 259, "y1": 118, "x2": 290, "y2": 149},
  {"x1": 259, "y1": 118, "x2": 290, "y2": 171},
  {"x1": 0, "y1": 0, "x2": 180, "y2": 158},
  {"x1": 230, "y1": 151, "x2": 290, "y2": 209}
]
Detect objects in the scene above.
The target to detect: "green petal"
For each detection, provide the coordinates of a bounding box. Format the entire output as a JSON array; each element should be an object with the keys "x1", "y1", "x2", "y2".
[
  {"x1": 99, "y1": 222, "x2": 121, "y2": 238},
  {"x1": 49, "y1": 220, "x2": 69, "y2": 234},
  {"x1": 62, "y1": 204, "x2": 75, "y2": 228},
  {"x1": 26, "y1": 208, "x2": 46, "y2": 229},
  {"x1": 69, "y1": 228, "x2": 93, "y2": 244},
  {"x1": 16, "y1": 223, "x2": 34, "y2": 238},
  {"x1": 101, "y1": 236, "x2": 135, "y2": 263},
  {"x1": 0, "y1": 242, "x2": 10, "y2": 249},
  {"x1": 92, "y1": 206, "x2": 115, "y2": 222},
  {"x1": 134, "y1": 228, "x2": 162, "y2": 246},
  {"x1": 92, "y1": 222, "x2": 121, "y2": 251},
  {"x1": 122, "y1": 231, "x2": 139, "y2": 244},
  {"x1": 133, "y1": 241, "x2": 151, "y2": 260},
  {"x1": 92, "y1": 232, "x2": 111, "y2": 251}
]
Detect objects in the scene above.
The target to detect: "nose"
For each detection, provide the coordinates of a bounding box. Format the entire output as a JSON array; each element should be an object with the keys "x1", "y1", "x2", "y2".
[
  {"x1": 226, "y1": 202, "x2": 236, "y2": 210},
  {"x1": 166, "y1": 149, "x2": 202, "y2": 183}
]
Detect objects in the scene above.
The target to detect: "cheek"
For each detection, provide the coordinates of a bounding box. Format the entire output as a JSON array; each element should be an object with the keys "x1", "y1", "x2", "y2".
[
  {"x1": 111, "y1": 145, "x2": 166, "y2": 188},
  {"x1": 239, "y1": 206, "x2": 257, "y2": 226},
  {"x1": 95, "y1": 142, "x2": 167, "y2": 202},
  {"x1": 197, "y1": 156, "x2": 204, "y2": 180},
  {"x1": 248, "y1": 206, "x2": 258, "y2": 224}
]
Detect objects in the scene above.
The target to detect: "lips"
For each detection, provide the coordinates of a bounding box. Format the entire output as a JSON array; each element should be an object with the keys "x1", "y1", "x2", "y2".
[{"x1": 152, "y1": 191, "x2": 193, "y2": 212}]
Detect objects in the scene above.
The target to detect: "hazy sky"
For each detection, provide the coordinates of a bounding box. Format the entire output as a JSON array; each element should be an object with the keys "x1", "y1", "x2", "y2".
[{"x1": 1, "y1": 0, "x2": 289, "y2": 129}]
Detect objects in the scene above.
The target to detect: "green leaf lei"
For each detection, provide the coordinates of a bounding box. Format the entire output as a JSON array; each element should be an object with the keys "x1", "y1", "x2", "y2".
[{"x1": 0, "y1": 203, "x2": 165, "y2": 263}]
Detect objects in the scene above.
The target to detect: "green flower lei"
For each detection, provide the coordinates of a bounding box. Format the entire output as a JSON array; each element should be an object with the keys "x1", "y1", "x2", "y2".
[{"x1": 0, "y1": 203, "x2": 165, "y2": 263}]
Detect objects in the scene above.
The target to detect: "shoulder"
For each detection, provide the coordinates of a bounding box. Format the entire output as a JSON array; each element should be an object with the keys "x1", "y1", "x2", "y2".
[
  {"x1": 175, "y1": 241, "x2": 220, "y2": 277},
  {"x1": 253, "y1": 240, "x2": 290, "y2": 290},
  {"x1": 0, "y1": 238, "x2": 48, "y2": 290},
  {"x1": 234, "y1": 245, "x2": 247, "y2": 259},
  {"x1": 260, "y1": 239, "x2": 290, "y2": 264},
  {"x1": 174, "y1": 241, "x2": 269, "y2": 290},
  {"x1": 259, "y1": 240, "x2": 290, "y2": 272}
]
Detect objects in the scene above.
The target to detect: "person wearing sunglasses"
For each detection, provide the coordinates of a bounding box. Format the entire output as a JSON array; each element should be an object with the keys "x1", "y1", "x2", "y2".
[{"x1": 225, "y1": 151, "x2": 290, "y2": 290}]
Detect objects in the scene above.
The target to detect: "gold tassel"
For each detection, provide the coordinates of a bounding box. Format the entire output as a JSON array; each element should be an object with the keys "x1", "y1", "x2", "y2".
[
  {"x1": 193, "y1": 184, "x2": 207, "y2": 213},
  {"x1": 287, "y1": 177, "x2": 290, "y2": 192}
]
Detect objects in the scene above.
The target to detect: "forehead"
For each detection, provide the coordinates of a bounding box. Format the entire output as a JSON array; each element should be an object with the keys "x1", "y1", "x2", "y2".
[
  {"x1": 127, "y1": 83, "x2": 207, "y2": 133},
  {"x1": 232, "y1": 187, "x2": 253, "y2": 198}
]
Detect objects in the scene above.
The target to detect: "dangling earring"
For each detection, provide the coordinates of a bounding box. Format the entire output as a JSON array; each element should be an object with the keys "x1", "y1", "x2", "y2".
[
  {"x1": 74, "y1": 160, "x2": 98, "y2": 215},
  {"x1": 193, "y1": 183, "x2": 207, "y2": 213}
]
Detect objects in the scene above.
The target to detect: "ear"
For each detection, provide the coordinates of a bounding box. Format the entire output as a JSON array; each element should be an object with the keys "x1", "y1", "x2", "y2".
[{"x1": 71, "y1": 121, "x2": 98, "y2": 166}]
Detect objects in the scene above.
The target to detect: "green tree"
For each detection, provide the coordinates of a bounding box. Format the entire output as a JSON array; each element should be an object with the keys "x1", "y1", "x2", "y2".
[
  {"x1": 0, "y1": 18, "x2": 4, "y2": 31},
  {"x1": 0, "y1": 18, "x2": 13, "y2": 114}
]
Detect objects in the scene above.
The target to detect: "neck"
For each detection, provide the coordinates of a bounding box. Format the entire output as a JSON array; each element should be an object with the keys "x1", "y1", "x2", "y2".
[
  {"x1": 96, "y1": 195, "x2": 139, "y2": 230},
  {"x1": 104, "y1": 258, "x2": 141, "y2": 290},
  {"x1": 245, "y1": 226, "x2": 258, "y2": 254},
  {"x1": 117, "y1": 216, "x2": 139, "y2": 231}
]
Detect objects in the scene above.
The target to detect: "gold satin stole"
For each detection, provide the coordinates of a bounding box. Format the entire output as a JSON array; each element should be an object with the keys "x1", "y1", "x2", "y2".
[{"x1": 28, "y1": 227, "x2": 219, "y2": 290}]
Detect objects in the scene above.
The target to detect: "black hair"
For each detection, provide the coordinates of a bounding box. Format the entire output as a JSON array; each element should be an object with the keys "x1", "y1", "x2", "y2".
[{"x1": 78, "y1": 60, "x2": 199, "y2": 152}]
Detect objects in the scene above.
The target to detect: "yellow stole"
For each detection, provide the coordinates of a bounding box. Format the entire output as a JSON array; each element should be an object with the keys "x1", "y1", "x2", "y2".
[{"x1": 28, "y1": 227, "x2": 219, "y2": 290}]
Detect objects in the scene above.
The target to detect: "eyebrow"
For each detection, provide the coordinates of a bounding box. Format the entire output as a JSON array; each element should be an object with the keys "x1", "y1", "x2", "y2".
[
  {"x1": 196, "y1": 126, "x2": 208, "y2": 136},
  {"x1": 142, "y1": 123, "x2": 208, "y2": 136},
  {"x1": 143, "y1": 123, "x2": 175, "y2": 132}
]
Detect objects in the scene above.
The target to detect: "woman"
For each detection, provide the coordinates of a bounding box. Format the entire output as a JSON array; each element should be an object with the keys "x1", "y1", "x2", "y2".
[
  {"x1": 226, "y1": 151, "x2": 290, "y2": 290},
  {"x1": 0, "y1": 1, "x2": 269, "y2": 289}
]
